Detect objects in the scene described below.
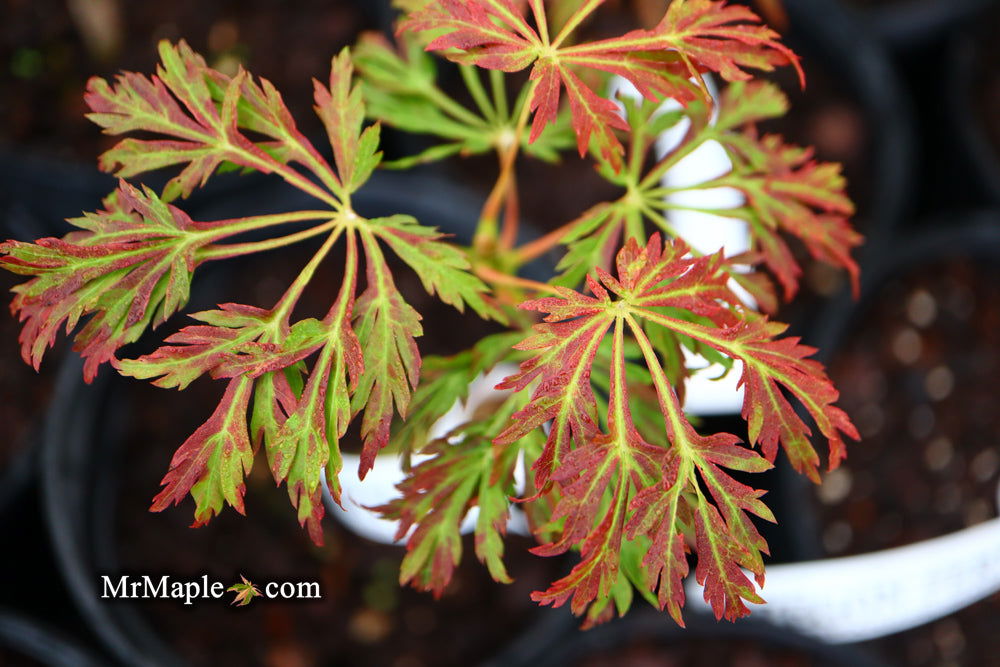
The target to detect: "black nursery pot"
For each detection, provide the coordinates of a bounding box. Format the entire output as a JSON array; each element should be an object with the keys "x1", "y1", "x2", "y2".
[
  {"x1": 0, "y1": 609, "x2": 103, "y2": 666},
  {"x1": 0, "y1": 154, "x2": 114, "y2": 525},
  {"x1": 839, "y1": 0, "x2": 995, "y2": 51},
  {"x1": 796, "y1": 214, "x2": 1000, "y2": 665},
  {"x1": 782, "y1": 0, "x2": 916, "y2": 246},
  {"x1": 40, "y1": 172, "x2": 565, "y2": 666},
  {"x1": 947, "y1": 8, "x2": 1000, "y2": 210}
]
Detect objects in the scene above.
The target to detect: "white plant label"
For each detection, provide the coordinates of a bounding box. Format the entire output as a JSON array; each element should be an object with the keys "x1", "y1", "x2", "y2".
[
  {"x1": 325, "y1": 364, "x2": 529, "y2": 544},
  {"x1": 686, "y1": 484, "x2": 1000, "y2": 643}
]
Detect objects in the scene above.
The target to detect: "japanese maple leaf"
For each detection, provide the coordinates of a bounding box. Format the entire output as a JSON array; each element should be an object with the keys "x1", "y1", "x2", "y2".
[
  {"x1": 401, "y1": 0, "x2": 801, "y2": 170},
  {"x1": 625, "y1": 317, "x2": 773, "y2": 623},
  {"x1": 635, "y1": 308, "x2": 859, "y2": 480},
  {"x1": 374, "y1": 423, "x2": 521, "y2": 596},
  {"x1": 150, "y1": 375, "x2": 255, "y2": 526},
  {"x1": 116, "y1": 304, "x2": 327, "y2": 389},
  {"x1": 88, "y1": 40, "x2": 340, "y2": 202},
  {"x1": 614, "y1": 238, "x2": 857, "y2": 479},
  {"x1": 551, "y1": 80, "x2": 860, "y2": 306},
  {"x1": 263, "y1": 238, "x2": 364, "y2": 545},
  {"x1": 1, "y1": 182, "x2": 221, "y2": 381},
  {"x1": 719, "y1": 134, "x2": 861, "y2": 300},
  {"x1": 57, "y1": 44, "x2": 497, "y2": 547},
  {"x1": 530, "y1": 319, "x2": 662, "y2": 616},
  {"x1": 496, "y1": 235, "x2": 737, "y2": 488},
  {"x1": 495, "y1": 235, "x2": 854, "y2": 623}
]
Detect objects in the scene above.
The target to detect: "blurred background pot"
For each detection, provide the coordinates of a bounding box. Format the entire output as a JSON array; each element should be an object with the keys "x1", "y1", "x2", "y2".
[
  {"x1": 947, "y1": 7, "x2": 1000, "y2": 209},
  {"x1": 840, "y1": 0, "x2": 996, "y2": 52},
  {"x1": 0, "y1": 154, "x2": 105, "y2": 525},
  {"x1": 0, "y1": 609, "x2": 103, "y2": 666}
]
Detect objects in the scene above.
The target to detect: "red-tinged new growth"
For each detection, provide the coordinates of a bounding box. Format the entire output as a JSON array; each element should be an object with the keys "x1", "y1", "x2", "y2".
[
  {"x1": 548, "y1": 80, "x2": 860, "y2": 307},
  {"x1": 2, "y1": 42, "x2": 494, "y2": 545},
  {"x1": 493, "y1": 235, "x2": 855, "y2": 623},
  {"x1": 374, "y1": 425, "x2": 521, "y2": 596},
  {"x1": 401, "y1": 0, "x2": 801, "y2": 170},
  {"x1": 0, "y1": 181, "x2": 253, "y2": 382}
]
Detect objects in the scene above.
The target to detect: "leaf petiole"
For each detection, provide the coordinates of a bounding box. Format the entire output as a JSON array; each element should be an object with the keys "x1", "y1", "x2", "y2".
[{"x1": 198, "y1": 218, "x2": 339, "y2": 262}]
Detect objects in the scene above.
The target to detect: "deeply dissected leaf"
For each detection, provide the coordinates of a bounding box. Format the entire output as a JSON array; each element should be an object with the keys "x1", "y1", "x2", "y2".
[
  {"x1": 88, "y1": 40, "x2": 338, "y2": 201},
  {"x1": 1, "y1": 182, "x2": 213, "y2": 381},
  {"x1": 116, "y1": 304, "x2": 325, "y2": 389},
  {"x1": 401, "y1": 0, "x2": 800, "y2": 169},
  {"x1": 375, "y1": 423, "x2": 521, "y2": 596},
  {"x1": 394, "y1": 331, "x2": 522, "y2": 456},
  {"x1": 355, "y1": 31, "x2": 575, "y2": 168},
  {"x1": 371, "y1": 215, "x2": 504, "y2": 322},
  {"x1": 351, "y1": 231, "x2": 423, "y2": 478},
  {"x1": 493, "y1": 235, "x2": 854, "y2": 622},
  {"x1": 150, "y1": 375, "x2": 255, "y2": 525},
  {"x1": 713, "y1": 126, "x2": 861, "y2": 299},
  {"x1": 0, "y1": 41, "x2": 497, "y2": 548},
  {"x1": 314, "y1": 48, "x2": 383, "y2": 193},
  {"x1": 498, "y1": 235, "x2": 736, "y2": 487},
  {"x1": 550, "y1": 80, "x2": 859, "y2": 306},
  {"x1": 530, "y1": 320, "x2": 661, "y2": 615},
  {"x1": 265, "y1": 236, "x2": 363, "y2": 544}
]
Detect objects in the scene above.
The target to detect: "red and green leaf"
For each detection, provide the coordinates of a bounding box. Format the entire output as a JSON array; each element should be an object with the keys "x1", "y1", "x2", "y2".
[
  {"x1": 314, "y1": 48, "x2": 382, "y2": 194},
  {"x1": 402, "y1": 0, "x2": 801, "y2": 170},
  {"x1": 375, "y1": 424, "x2": 521, "y2": 596},
  {"x1": 115, "y1": 304, "x2": 325, "y2": 389},
  {"x1": 724, "y1": 141, "x2": 860, "y2": 299},
  {"x1": 530, "y1": 320, "x2": 661, "y2": 615},
  {"x1": 150, "y1": 375, "x2": 255, "y2": 526},
  {"x1": 88, "y1": 40, "x2": 338, "y2": 201},
  {"x1": 351, "y1": 230, "x2": 423, "y2": 478},
  {"x1": 1, "y1": 182, "x2": 212, "y2": 381},
  {"x1": 371, "y1": 215, "x2": 504, "y2": 322},
  {"x1": 266, "y1": 236, "x2": 364, "y2": 544},
  {"x1": 494, "y1": 236, "x2": 853, "y2": 622},
  {"x1": 548, "y1": 79, "x2": 859, "y2": 307},
  {"x1": 0, "y1": 41, "x2": 498, "y2": 549},
  {"x1": 630, "y1": 278, "x2": 859, "y2": 480}
]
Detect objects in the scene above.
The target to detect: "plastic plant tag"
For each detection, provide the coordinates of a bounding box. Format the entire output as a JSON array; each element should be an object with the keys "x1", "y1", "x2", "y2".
[
  {"x1": 611, "y1": 76, "x2": 748, "y2": 416},
  {"x1": 324, "y1": 364, "x2": 529, "y2": 544},
  {"x1": 685, "y1": 482, "x2": 1000, "y2": 642}
]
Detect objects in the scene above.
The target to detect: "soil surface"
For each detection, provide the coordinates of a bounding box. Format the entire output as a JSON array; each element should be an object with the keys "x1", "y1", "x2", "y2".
[
  {"x1": 1, "y1": 0, "x2": 372, "y2": 161},
  {"x1": 813, "y1": 254, "x2": 1000, "y2": 666}
]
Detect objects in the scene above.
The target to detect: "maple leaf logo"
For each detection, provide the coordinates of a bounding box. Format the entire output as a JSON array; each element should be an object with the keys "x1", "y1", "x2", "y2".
[{"x1": 227, "y1": 575, "x2": 261, "y2": 607}]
